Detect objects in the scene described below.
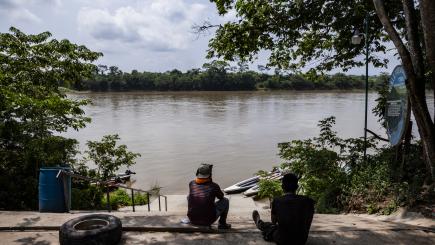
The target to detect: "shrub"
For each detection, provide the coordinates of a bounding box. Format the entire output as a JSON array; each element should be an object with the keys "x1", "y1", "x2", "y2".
[
  {"x1": 258, "y1": 117, "x2": 429, "y2": 215},
  {"x1": 71, "y1": 185, "x2": 103, "y2": 210},
  {"x1": 101, "y1": 189, "x2": 132, "y2": 210},
  {"x1": 100, "y1": 189, "x2": 151, "y2": 210},
  {"x1": 257, "y1": 179, "x2": 283, "y2": 200},
  {"x1": 134, "y1": 192, "x2": 150, "y2": 205}
]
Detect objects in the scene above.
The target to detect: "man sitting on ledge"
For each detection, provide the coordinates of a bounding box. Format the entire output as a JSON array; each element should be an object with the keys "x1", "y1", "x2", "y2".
[
  {"x1": 187, "y1": 163, "x2": 231, "y2": 229},
  {"x1": 252, "y1": 173, "x2": 314, "y2": 245}
]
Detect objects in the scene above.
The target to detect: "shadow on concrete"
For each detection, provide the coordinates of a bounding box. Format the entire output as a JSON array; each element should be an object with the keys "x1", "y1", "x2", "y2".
[
  {"x1": 307, "y1": 215, "x2": 435, "y2": 244},
  {"x1": 17, "y1": 217, "x2": 41, "y2": 227},
  {"x1": 122, "y1": 216, "x2": 178, "y2": 227},
  {"x1": 307, "y1": 229, "x2": 435, "y2": 245},
  {"x1": 14, "y1": 233, "x2": 51, "y2": 245},
  {"x1": 120, "y1": 232, "x2": 268, "y2": 245},
  {"x1": 117, "y1": 219, "x2": 435, "y2": 245}
]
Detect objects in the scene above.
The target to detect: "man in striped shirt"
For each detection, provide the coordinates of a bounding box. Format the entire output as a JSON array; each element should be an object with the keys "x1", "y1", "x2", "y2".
[{"x1": 187, "y1": 163, "x2": 231, "y2": 229}]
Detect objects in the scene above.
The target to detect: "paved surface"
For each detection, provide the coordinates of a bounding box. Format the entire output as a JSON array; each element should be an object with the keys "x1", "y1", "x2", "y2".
[
  {"x1": 2, "y1": 230, "x2": 434, "y2": 245},
  {"x1": 1, "y1": 195, "x2": 434, "y2": 244}
]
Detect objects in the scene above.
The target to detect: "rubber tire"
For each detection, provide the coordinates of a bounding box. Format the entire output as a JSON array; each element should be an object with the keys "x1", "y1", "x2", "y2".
[{"x1": 59, "y1": 214, "x2": 122, "y2": 245}]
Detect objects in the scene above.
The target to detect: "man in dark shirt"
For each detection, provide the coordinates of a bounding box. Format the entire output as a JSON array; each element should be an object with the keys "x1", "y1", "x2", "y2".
[
  {"x1": 252, "y1": 173, "x2": 314, "y2": 245},
  {"x1": 187, "y1": 163, "x2": 231, "y2": 229}
]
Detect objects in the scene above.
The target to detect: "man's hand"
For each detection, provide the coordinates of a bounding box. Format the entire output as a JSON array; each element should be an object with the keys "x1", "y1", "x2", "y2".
[{"x1": 271, "y1": 214, "x2": 277, "y2": 224}]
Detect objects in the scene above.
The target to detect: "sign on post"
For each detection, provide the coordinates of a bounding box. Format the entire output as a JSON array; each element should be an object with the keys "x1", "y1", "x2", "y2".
[{"x1": 386, "y1": 65, "x2": 408, "y2": 146}]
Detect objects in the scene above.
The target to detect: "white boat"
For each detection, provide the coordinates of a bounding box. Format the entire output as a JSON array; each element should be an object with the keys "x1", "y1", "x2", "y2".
[
  {"x1": 223, "y1": 175, "x2": 260, "y2": 194},
  {"x1": 110, "y1": 169, "x2": 136, "y2": 183},
  {"x1": 243, "y1": 185, "x2": 260, "y2": 197},
  {"x1": 243, "y1": 172, "x2": 283, "y2": 197}
]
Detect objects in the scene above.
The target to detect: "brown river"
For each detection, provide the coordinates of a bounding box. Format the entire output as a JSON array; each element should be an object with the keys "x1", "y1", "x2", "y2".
[{"x1": 64, "y1": 91, "x2": 434, "y2": 194}]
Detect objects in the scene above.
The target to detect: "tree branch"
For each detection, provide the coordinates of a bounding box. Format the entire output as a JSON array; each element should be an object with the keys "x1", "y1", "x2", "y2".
[
  {"x1": 191, "y1": 21, "x2": 220, "y2": 37},
  {"x1": 372, "y1": 0, "x2": 413, "y2": 78},
  {"x1": 366, "y1": 128, "x2": 389, "y2": 142}
]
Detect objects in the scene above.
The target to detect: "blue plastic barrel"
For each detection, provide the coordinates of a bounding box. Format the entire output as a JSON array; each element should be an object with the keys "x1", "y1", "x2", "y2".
[{"x1": 39, "y1": 167, "x2": 71, "y2": 213}]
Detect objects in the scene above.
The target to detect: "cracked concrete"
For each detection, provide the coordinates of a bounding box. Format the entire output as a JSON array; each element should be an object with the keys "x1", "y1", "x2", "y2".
[{"x1": 0, "y1": 195, "x2": 434, "y2": 244}]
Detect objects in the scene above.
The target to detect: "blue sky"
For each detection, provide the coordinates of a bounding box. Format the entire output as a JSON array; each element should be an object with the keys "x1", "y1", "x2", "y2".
[{"x1": 0, "y1": 0, "x2": 400, "y2": 75}]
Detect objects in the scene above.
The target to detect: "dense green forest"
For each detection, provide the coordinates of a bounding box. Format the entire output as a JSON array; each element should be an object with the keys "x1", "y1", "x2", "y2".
[{"x1": 74, "y1": 61, "x2": 388, "y2": 92}]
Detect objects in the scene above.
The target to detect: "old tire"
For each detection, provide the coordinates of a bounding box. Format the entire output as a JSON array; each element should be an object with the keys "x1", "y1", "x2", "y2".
[{"x1": 59, "y1": 214, "x2": 122, "y2": 245}]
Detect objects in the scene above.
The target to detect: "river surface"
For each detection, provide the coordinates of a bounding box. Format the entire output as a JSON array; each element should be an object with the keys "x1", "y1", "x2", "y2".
[{"x1": 64, "y1": 91, "x2": 434, "y2": 194}]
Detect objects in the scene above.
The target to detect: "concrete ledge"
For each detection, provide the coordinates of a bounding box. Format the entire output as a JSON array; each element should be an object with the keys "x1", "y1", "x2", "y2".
[
  {"x1": 0, "y1": 226, "x2": 60, "y2": 231},
  {"x1": 1, "y1": 225, "x2": 433, "y2": 234}
]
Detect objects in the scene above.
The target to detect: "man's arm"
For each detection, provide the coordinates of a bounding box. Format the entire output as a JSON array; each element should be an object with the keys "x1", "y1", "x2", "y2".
[
  {"x1": 271, "y1": 199, "x2": 277, "y2": 224},
  {"x1": 214, "y1": 183, "x2": 224, "y2": 200}
]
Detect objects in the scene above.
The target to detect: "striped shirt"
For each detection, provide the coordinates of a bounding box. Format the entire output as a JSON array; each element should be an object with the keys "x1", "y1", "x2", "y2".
[{"x1": 187, "y1": 180, "x2": 224, "y2": 225}]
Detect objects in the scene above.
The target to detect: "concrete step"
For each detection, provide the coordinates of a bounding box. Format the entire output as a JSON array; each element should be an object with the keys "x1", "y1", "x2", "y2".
[
  {"x1": 1, "y1": 211, "x2": 434, "y2": 233},
  {"x1": 1, "y1": 194, "x2": 434, "y2": 244},
  {"x1": 119, "y1": 194, "x2": 269, "y2": 214}
]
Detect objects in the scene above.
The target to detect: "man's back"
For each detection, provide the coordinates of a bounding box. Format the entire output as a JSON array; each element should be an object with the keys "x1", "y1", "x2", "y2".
[
  {"x1": 187, "y1": 180, "x2": 223, "y2": 226},
  {"x1": 272, "y1": 193, "x2": 314, "y2": 245}
]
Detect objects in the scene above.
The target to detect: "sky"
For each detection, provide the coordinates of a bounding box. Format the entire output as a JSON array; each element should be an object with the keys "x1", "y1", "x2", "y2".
[{"x1": 0, "y1": 0, "x2": 400, "y2": 75}]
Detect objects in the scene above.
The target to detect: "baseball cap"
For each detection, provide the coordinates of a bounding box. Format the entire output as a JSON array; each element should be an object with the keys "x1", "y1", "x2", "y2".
[{"x1": 196, "y1": 163, "x2": 213, "y2": 178}]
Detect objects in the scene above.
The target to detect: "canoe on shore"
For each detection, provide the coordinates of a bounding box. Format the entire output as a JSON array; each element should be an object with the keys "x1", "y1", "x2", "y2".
[
  {"x1": 224, "y1": 169, "x2": 283, "y2": 195},
  {"x1": 223, "y1": 175, "x2": 260, "y2": 194},
  {"x1": 243, "y1": 172, "x2": 283, "y2": 197}
]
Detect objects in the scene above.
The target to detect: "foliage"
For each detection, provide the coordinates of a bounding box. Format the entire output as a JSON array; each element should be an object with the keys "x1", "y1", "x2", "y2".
[
  {"x1": 258, "y1": 117, "x2": 429, "y2": 214},
  {"x1": 71, "y1": 185, "x2": 104, "y2": 210},
  {"x1": 276, "y1": 117, "x2": 357, "y2": 213},
  {"x1": 372, "y1": 73, "x2": 390, "y2": 128},
  {"x1": 134, "y1": 192, "x2": 151, "y2": 206},
  {"x1": 207, "y1": 0, "x2": 435, "y2": 184},
  {"x1": 207, "y1": 0, "x2": 403, "y2": 73},
  {"x1": 70, "y1": 181, "x2": 152, "y2": 211},
  {"x1": 69, "y1": 134, "x2": 141, "y2": 210},
  {"x1": 79, "y1": 64, "x2": 387, "y2": 92},
  {"x1": 257, "y1": 179, "x2": 283, "y2": 200},
  {"x1": 0, "y1": 27, "x2": 101, "y2": 210},
  {"x1": 101, "y1": 189, "x2": 132, "y2": 210},
  {"x1": 83, "y1": 134, "x2": 141, "y2": 180},
  {"x1": 100, "y1": 189, "x2": 149, "y2": 211}
]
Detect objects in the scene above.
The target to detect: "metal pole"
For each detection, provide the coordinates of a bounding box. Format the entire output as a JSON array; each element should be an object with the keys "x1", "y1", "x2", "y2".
[
  {"x1": 363, "y1": 14, "x2": 369, "y2": 162},
  {"x1": 158, "y1": 196, "x2": 161, "y2": 211},
  {"x1": 165, "y1": 196, "x2": 167, "y2": 211},
  {"x1": 131, "y1": 189, "x2": 135, "y2": 212},
  {"x1": 106, "y1": 187, "x2": 111, "y2": 213},
  {"x1": 147, "y1": 192, "x2": 150, "y2": 212}
]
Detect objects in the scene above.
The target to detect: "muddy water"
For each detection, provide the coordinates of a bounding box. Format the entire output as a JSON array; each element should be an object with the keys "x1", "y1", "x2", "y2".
[{"x1": 63, "y1": 91, "x2": 434, "y2": 194}]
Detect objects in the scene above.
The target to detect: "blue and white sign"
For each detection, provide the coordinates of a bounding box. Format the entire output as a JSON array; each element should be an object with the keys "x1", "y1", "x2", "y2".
[{"x1": 386, "y1": 65, "x2": 408, "y2": 146}]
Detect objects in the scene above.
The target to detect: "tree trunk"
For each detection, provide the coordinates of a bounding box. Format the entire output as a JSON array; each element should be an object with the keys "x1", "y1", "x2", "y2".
[
  {"x1": 419, "y1": 0, "x2": 435, "y2": 123},
  {"x1": 403, "y1": 0, "x2": 425, "y2": 78},
  {"x1": 373, "y1": 0, "x2": 435, "y2": 182}
]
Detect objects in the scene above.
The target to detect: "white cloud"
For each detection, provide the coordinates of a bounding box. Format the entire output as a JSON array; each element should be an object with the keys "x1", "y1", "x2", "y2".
[
  {"x1": 0, "y1": 0, "x2": 62, "y2": 23},
  {"x1": 77, "y1": 0, "x2": 208, "y2": 52},
  {"x1": 37, "y1": 0, "x2": 62, "y2": 6},
  {"x1": 0, "y1": 0, "x2": 42, "y2": 23}
]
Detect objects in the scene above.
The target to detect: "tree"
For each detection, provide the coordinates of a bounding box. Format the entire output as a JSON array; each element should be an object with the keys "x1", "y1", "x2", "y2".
[
  {"x1": 206, "y1": 0, "x2": 435, "y2": 182},
  {"x1": 98, "y1": 65, "x2": 108, "y2": 75},
  {"x1": 0, "y1": 27, "x2": 102, "y2": 209},
  {"x1": 372, "y1": 0, "x2": 435, "y2": 183},
  {"x1": 84, "y1": 134, "x2": 141, "y2": 180}
]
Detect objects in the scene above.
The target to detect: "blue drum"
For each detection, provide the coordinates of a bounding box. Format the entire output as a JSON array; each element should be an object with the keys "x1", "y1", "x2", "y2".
[{"x1": 39, "y1": 167, "x2": 71, "y2": 212}]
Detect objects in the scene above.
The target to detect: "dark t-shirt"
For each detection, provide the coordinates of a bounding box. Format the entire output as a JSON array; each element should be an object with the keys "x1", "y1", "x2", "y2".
[
  {"x1": 271, "y1": 193, "x2": 315, "y2": 245},
  {"x1": 187, "y1": 180, "x2": 224, "y2": 226}
]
